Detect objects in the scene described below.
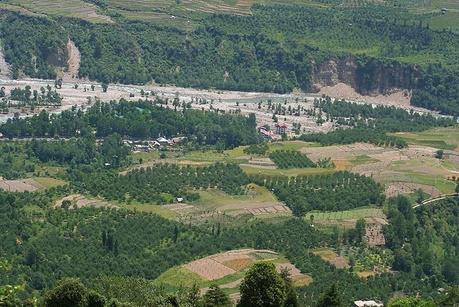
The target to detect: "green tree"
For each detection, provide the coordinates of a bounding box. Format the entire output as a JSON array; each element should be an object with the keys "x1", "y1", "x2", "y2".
[
  {"x1": 279, "y1": 268, "x2": 298, "y2": 307},
  {"x1": 388, "y1": 297, "x2": 436, "y2": 307},
  {"x1": 239, "y1": 262, "x2": 286, "y2": 307},
  {"x1": 43, "y1": 278, "x2": 89, "y2": 307},
  {"x1": 316, "y1": 284, "x2": 341, "y2": 307},
  {"x1": 202, "y1": 285, "x2": 231, "y2": 307}
]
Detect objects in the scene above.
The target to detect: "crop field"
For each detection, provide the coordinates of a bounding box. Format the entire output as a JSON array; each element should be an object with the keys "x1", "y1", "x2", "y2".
[
  {"x1": 312, "y1": 248, "x2": 349, "y2": 269},
  {"x1": 304, "y1": 207, "x2": 385, "y2": 222},
  {"x1": 0, "y1": 177, "x2": 65, "y2": 192},
  {"x1": 393, "y1": 126, "x2": 459, "y2": 151},
  {"x1": 153, "y1": 249, "x2": 312, "y2": 294},
  {"x1": 5, "y1": 0, "x2": 113, "y2": 23}
]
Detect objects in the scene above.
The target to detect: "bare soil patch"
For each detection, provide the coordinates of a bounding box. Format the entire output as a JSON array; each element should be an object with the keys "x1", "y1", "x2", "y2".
[
  {"x1": 62, "y1": 39, "x2": 81, "y2": 81},
  {"x1": 318, "y1": 83, "x2": 424, "y2": 111},
  {"x1": 385, "y1": 182, "x2": 441, "y2": 198},
  {"x1": 0, "y1": 178, "x2": 39, "y2": 192},
  {"x1": 54, "y1": 194, "x2": 116, "y2": 209},
  {"x1": 0, "y1": 47, "x2": 11, "y2": 78},
  {"x1": 313, "y1": 248, "x2": 350, "y2": 269}
]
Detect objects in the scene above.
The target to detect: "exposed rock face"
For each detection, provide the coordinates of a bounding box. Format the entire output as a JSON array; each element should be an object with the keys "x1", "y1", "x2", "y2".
[
  {"x1": 312, "y1": 55, "x2": 422, "y2": 96},
  {"x1": 0, "y1": 46, "x2": 11, "y2": 78}
]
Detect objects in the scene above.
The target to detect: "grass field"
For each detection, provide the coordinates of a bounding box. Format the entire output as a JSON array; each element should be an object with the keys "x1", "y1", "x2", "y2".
[
  {"x1": 118, "y1": 201, "x2": 177, "y2": 219},
  {"x1": 194, "y1": 184, "x2": 278, "y2": 211},
  {"x1": 304, "y1": 207, "x2": 385, "y2": 223},
  {"x1": 32, "y1": 177, "x2": 66, "y2": 189},
  {"x1": 241, "y1": 165, "x2": 336, "y2": 177},
  {"x1": 392, "y1": 126, "x2": 459, "y2": 151}
]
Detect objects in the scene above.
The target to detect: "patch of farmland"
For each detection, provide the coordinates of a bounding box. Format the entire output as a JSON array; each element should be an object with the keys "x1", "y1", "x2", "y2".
[
  {"x1": 106, "y1": 0, "x2": 253, "y2": 16},
  {"x1": 155, "y1": 248, "x2": 312, "y2": 295},
  {"x1": 304, "y1": 207, "x2": 386, "y2": 230},
  {"x1": 385, "y1": 182, "x2": 442, "y2": 198},
  {"x1": 6, "y1": 0, "x2": 113, "y2": 23},
  {"x1": 392, "y1": 127, "x2": 459, "y2": 151},
  {"x1": 55, "y1": 194, "x2": 117, "y2": 209},
  {"x1": 312, "y1": 248, "x2": 350, "y2": 269},
  {"x1": 0, "y1": 177, "x2": 65, "y2": 192}
]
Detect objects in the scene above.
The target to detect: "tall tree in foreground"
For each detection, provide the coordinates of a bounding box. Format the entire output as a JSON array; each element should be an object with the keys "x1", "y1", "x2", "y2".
[
  {"x1": 239, "y1": 262, "x2": 286, "y2": 307},
  {"x1": 202, "y1": 284, "x2": 232, "y2": 307},
  {"x1": 316, "y1": 284, "x2": 342, "y2": 307}
]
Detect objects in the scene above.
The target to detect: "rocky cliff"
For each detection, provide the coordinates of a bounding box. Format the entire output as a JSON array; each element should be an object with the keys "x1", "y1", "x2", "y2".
[{"x1": 312, "y1": 55, "x2": 423, "y2": 95}]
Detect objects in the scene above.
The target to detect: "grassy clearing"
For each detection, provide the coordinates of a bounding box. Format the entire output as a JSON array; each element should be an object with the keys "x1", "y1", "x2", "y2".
[
  {"x1": 304, "y1": 207, "x2": 385, "y2": 222},
  {"x1": 153, "y1": 266, "x2": 205, "y2": 290},
  {"x1": 350, "y1": 155, "x2": 379, "y2": 166},
  {"x1": 118, "y1": 201, "x2": 177, "y2": 219},
  {"x1": 378, "y1": 170, "x2": 456, "y2": 194},
  {"x1": 392, "y1": 126, "x2": 459, "y2": 150},
  {"x1": 32, "y1": 177, "x2": 66, "y2": 189},
  {"x1": 193, "y1": 184, "x2": 278, "y2": 211},
  {"x1": 267, "y1": 141, "x2": 320, "y2": 153},
  {"x1": 241, "y1": 165, "x2": 336, "y2": 177}
]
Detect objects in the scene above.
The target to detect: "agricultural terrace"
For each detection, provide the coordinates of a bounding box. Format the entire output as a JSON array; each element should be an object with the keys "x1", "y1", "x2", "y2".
[
  {"x1": 153, "y1": 249, "x2": 312, "y2": 295},
  {"x1": 312, "y1": 247, "x2": 393, "y2": 279}
]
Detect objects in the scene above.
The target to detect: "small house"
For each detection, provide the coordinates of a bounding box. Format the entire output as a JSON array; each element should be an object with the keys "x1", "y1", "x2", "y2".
[
  {"x1": 275, "y1": 123, "x2": 288, "y2": 135},
  {"x1": 157, "y1": 137, "x2": 173, "y2": 146},
  {"x1": 258, "y1": 127, "x2": 274, "y2": 140}
]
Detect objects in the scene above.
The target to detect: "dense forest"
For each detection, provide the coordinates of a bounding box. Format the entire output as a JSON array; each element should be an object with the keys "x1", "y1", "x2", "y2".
[
  {"x1": 0, "y1": 3, "x2": 458, "y2": 114},
  {"x1": 0, "y1": 99, "x2": 261, "y2": 149}
]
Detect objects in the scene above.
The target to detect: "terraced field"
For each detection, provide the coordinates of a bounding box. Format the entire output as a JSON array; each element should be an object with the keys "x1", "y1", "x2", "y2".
[
  {"x1": 5, "y1": 0, "x2": 113, "y2": 23},
  {"x1": 153, "y1": 249, "x2": 312, "y2": 295}
]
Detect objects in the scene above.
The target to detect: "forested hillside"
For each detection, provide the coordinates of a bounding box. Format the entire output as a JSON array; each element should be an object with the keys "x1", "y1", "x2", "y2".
[{"x1": 0, "y1": 1, "x2": 458, "y2": 114}]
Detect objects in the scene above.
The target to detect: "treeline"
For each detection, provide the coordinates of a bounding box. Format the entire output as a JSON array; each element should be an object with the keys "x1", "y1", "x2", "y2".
[
  {"x1": 1, "y1": 4, "x2": 459, "y2": 114},
  {"x1": 71, "y1": 163, "x2": 249, "y2": 204},
  {"x1": 299, "y1": 128, "x2": 408, "y2": 148},
  {"x1": 0, "y1": 99, "x2": 260, "y2": 149},
  {"x1": 27, "y1": 134, "x2": 130, "y2": 168},
  {"x1": 313, "y1": 97, "x2": 455, "y2": 131},
  {"x1": 8, "y1": 86, "x2": 62, "y2": 106},
  {"x1": 251, "y1": 171, "x2": 384, "y2": 216},
  {"x1": 269, "y1": 150, "x2": 316, "y2": 169}
]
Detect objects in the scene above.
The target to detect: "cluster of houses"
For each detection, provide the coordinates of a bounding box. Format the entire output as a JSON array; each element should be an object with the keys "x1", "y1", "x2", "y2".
[
  {"x1": 124, "y1": 137, "x2": 184, "y2": 152},
  {"x1": 258, "y1": 123, "x2": 289, "y2": 140}
]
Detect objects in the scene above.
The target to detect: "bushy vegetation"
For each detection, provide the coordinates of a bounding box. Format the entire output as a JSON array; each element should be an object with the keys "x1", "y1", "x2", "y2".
[
  {"x1": 269, "y1": 150, "x2": 316, "y2": 169},
  {"x1": 0, "y1": 142, "x2": 36, "y2": 179}
]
